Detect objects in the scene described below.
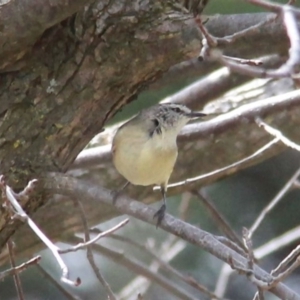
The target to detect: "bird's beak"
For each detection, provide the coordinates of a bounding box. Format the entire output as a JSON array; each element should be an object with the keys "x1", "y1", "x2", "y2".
[{"x1": 186, "y1": 111, "x2": 207, "y2": 119}]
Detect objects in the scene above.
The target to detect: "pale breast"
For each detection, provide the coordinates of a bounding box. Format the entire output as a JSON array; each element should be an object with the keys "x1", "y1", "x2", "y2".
[{"x1": 113, "y1": 128, "x2": 178, "y2": 186}]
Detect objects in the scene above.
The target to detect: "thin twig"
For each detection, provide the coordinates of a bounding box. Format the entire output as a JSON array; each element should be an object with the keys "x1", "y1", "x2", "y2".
[
  {"x1": 194, "y1": 0, "x2": 300, "y2": 79},
  {"x1": 252, "y1": 288, "x2": 265, "y2": 300},
  {"x1": 67, "y1": 236, "x2": 200, "y2": 300},
  {"x1": 227, "y1": 257, "x2": 270, "y2": 289},
  {"x1": 59, "y1": 218, "x2": 129, "y2": 254},
  {"x1": 35, "y1": 264, "x2": 81, "y2": 300},
  {"x1": 117, "y1": 231, "x2": 186, "y2": 299},
  {"x1": 74, "y1": 198, "x2": 117, "y2": 300},
  {"x1": 45, "y1": 173, "x2": 300, "y2": 300},
  {"x1": 112, "y1": 229, "x2": 219, "y2": 299},
  {"x1": 256, "y1": 118, "x2": 300, "y2": 151},
  {"x1": 215, "y1": 236, "x2": 247, "y2": 258},
  {"x1": 243, "y1": 228, "x2": 255, "y2": 271},
  {"x1": 257, "y1": 243, "x2": 300, "y2": 293},
  {"x1": 193, "y1": 190, "x2": 245, "y2": 251},
  {"x1": 163, "y1": 137, "x2": 279, "y2": 189},
  {"x1": 214, "y1": 4, "x2": 300, "y2": 78},
  {"x1": 7, "y1": 240, "x2": 25, "y2": 300},
  {"x1": 0, "y1": 255, "x2": 41, "y2": 281},
  {"x1": 245, "y1": 0, "x2": 300, "y2": 16},
  {"x1": 178, "y1": 192, "x2": 192, "y2": 221},
  {"x1": 255, "y1": 225, "x2": 300, "y2": 260},
  {"x1": 274, "y1": 5, "x2": 300, "y2": 76},
  {"x1": 248, "y1": 167, "x2": 300, "y2": 238},
  {"x1": 216, "y1": 14, "x2": 276, "y2": 45},
  {"x1": 5, "y1": 183, "x2": 80, "y2": 286},
  {"x1": 272, "y1": 245, "x2": 300, "y2": 277},
  {"x1": 214, "y1": 264, "x2": 234, "y2": 299},
  {"x1": 222, "y1": 56, "x2": 263, "y2": 66},
  {"x1": 269, "y1": 256, "x2": 300, "y2": 287}
]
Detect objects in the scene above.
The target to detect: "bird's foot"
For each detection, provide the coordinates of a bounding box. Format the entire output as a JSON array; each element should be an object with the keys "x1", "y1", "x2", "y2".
[
  {"x1": 153, "y1": 204, "x2": 166, "y2": 228},
  {"x1": 111, "y1": 189, "x2": 122, "y2": 204},
  {"x1": 111, "y1": 182, "x2": 130, "y2": 204}
]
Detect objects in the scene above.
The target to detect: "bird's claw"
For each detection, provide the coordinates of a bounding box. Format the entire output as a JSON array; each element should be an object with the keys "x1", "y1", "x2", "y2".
[
  {"x1": 153, "y1": 204, "x2": 166, "y2": 228},
  {"x1": 111, "y1": 190, "x2": 121, "y2": 204},
  {"x1": 111, "y1": 182, "x2": 130, "y2": 204}
]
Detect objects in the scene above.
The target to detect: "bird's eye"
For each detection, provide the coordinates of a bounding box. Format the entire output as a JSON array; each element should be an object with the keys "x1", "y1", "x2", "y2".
[
  {"x1": 173, "y1": 107, "x2": 181, "y2": 113},
  {"x1": 152, "y1": 118, "x2": 160, "y2": 127},
  {"x1": 150, "y1": 118, "x2": 162, "y2": 136}
]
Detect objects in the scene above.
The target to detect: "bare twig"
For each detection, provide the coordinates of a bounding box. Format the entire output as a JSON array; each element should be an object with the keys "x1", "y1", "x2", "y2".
[
  {"x1": 252, "y1": 245, "x2": 300, "y2": 293},
  {"x1": 215, "y1": 236, "x2": 247, "y2": 258},
  {"x1": 272, "y1": 245, "x2": 300, "y2": 277},
  {"x1": 35, "y1": 264, "x2": 81, "y2": 300},
  {"x1": 178, "y1": 192, "x2": 192, "y2": 221},
  {"x1": 73, "y1": 199, "x2": 117, "y2": 300},
  {"x1": 214, "y1": 264, "x2": 234, "y2": 299},
  {"x1": 196, "y1": 9, "x2": 277, "y2": 70},
  {"x1": 161, "y1": 55, "x2": 282, "y2": 111},
  {"x1": 92, "y1": 230, "x2": 185, "y2": 267},
  {"x1": 0, "y1": 255, "x2": 41, "y2": 281},
  {"x1": 7, "y1": 240, "x2": 25, "y2": 300},
  {"x1": 113, "y1": 215, "x2": 223, "y2": 300},
  {"x1": 252, "y1": 227, "x2": 300, "y2": 299},
  {"x1": 4, "y1": 182, "x2": 80, "y2": 286},
  {"x1": 216, "y1": 14, "x2": 277, "y2": 45},
  {"x1": 195, "y1": 0, "x2": 300, "y2": 79},
  {"x1": 59, "y1": 218, "x2": 129, "y2": 254},
  {"x1": 248, "y1": 167, "x2": 300, "y2": 238},
  {"x1": 255, "y1": 225, "x2": 300, "y2": 260},
  {"x1": 274, "y1": 5, "x2": 300, "y2": 76},
  {"x1": 193, "y1": 190, "x2": 245, "y2": 251},
  {"x1": 245, "y1": 0, "x2": 300, "y2": 16},
  {"x1": 163, "y1": 137, "x2": 280, "y2": 190},
  {"x1": 269, "y1": 256, "x2": 300, "y2": 288},
  {"x1": 256, "y1": 118, "x2": 300, "y2": 151},
  {"x1": 67, "y1": 235, "x2": 200, "y2": 300},
  {"x1": 117, "y1": 230, "x2": 187, "y2": 299},
  {"x1": 2, "y1": 177, "x2": 126, "y2": 296},
  {"x1": 16, "y1": 179, "x2": 38, "y2": 203},
  {"x1": 214, "y1": 4, "x2": 300, "y2": 78},
  {"x1": 253, "y1": 288, "x2": 265, "y2": 300},
  {"x1": 243, "y1": 228, "x2": 255, "y2": 270},
  {"x1": 222, "y1": 56, "x2": 263, "y2": 66}
]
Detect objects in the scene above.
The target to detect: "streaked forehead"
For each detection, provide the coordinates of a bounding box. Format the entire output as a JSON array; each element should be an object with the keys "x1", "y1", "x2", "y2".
[
  {"x1": 139, "y1": 103, "x2": 191, "y2": 118},
  {"x1": 162, "y1": 103, "x2": 191, "y2": 112}
]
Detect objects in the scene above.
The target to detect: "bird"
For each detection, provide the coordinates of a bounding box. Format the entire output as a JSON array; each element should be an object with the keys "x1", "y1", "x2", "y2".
[{"x1": 112, "y1": 103, "x2": 206, "y2": 226}]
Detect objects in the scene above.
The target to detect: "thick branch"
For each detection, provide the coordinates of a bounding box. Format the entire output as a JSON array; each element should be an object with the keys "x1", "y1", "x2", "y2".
[{"x1": 38, "y1": 175, "x2": 300, "y2": 300}]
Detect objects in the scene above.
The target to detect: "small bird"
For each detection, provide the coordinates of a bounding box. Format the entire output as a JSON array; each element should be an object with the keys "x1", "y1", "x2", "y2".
[{"x1": 112, "y1": 103, "x2": 206, "y2": 226}]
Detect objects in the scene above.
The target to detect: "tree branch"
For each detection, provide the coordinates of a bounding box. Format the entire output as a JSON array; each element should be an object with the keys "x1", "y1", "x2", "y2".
[{"x1": 42, "y1": 174, "x2": 300, "y2": 300}]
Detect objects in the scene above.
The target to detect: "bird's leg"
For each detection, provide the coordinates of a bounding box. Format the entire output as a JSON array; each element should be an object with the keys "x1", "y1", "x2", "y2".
[
  {"x1": 153, "y1": 185, "x2": 167, "y2": 227},
  {"x1": 112, "y1": 181, "x2": 130, "y2": 204}
]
